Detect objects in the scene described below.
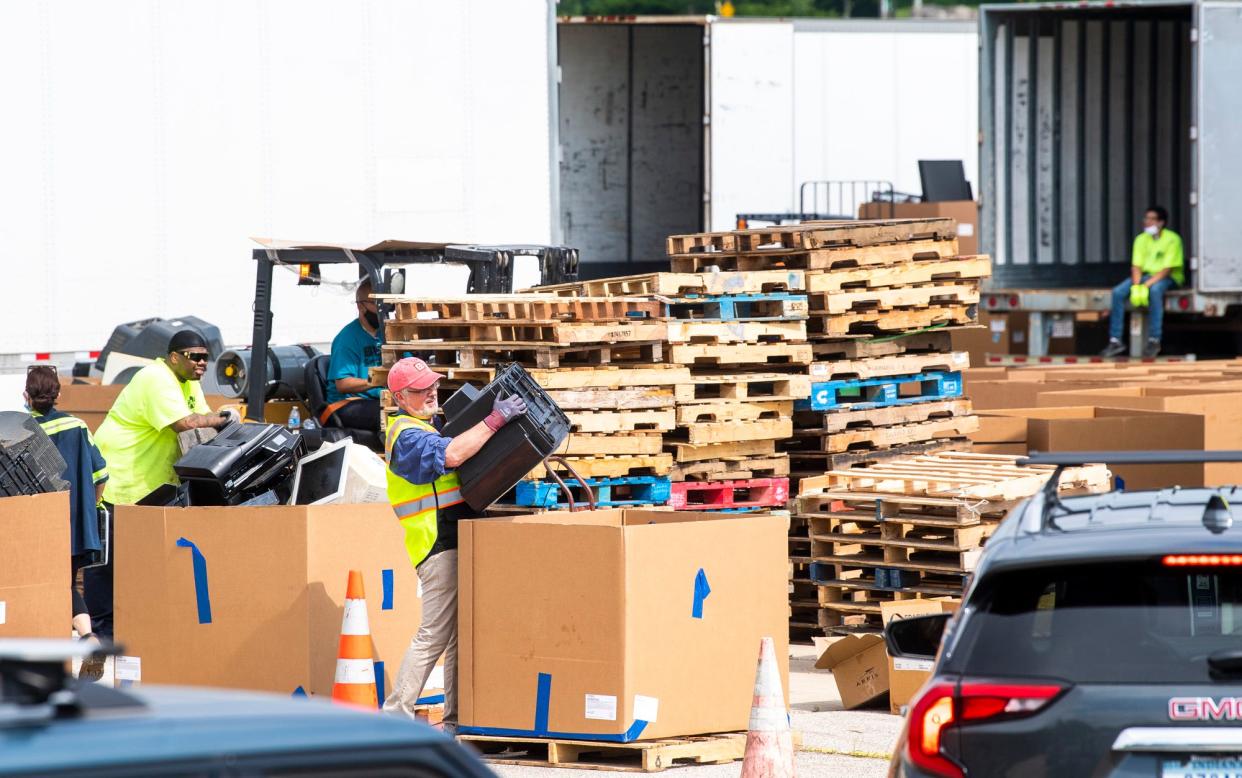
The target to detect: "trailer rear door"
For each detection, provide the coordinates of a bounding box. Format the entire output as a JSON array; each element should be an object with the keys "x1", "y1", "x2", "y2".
[{"x1": 1195, "y1": 1, "x2": 1242, "y2": 292}]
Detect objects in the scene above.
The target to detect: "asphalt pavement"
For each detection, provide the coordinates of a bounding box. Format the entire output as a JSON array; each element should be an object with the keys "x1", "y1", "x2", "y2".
[{"x1": 482, "y1": 644, "x2": 903, "y2": 778}]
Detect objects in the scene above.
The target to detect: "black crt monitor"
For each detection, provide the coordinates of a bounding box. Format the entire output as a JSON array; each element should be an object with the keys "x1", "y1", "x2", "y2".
[{"x1": 918, "y1": 160, "x2": 973, "y2": 202}]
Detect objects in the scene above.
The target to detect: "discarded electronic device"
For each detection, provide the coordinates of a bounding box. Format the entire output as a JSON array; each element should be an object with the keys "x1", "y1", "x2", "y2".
[
  {"x1": 173, "y1": 422, "x2": 305, "y2": 506},
  {"x1": 0, "y1": 412, "x2": 69, "y2": 497},
  {"x1": 441, "y1": 363, "x2": 570, "y2": 512},
  {"x1": 289, "y1": 438, "x2": 387, "y2": 506}
]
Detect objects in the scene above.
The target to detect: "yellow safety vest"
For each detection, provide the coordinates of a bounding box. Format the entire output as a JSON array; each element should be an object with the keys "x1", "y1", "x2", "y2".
[{"x1": 385, "y1": 415, "x2": 464, "y2": 568}]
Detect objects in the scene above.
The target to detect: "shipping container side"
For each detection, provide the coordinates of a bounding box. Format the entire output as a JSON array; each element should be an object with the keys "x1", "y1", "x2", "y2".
[
  {"x1": 558, "y1": 22, "x2": 705, "y2": 275},
  {"x1": 981, "y1": 3, "x2": 1194, "y2": 290},
  {"x1": 1196, "y1": 1, "x2": 1242, "y2": 293}
]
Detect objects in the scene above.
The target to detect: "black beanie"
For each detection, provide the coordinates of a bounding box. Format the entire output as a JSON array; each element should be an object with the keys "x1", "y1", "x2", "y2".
[{"x1": 168, "y1": 329, "x2": 208, "y2": 354}]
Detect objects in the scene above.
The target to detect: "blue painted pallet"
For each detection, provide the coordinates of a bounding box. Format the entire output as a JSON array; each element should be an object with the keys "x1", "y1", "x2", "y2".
[
  {"x1": 667, "y1": 292, "x2": 808, "y2": 322},
  {"x1": 514, "y1": 476, "x2": 671, "y2": 508},
  {"x1": 797, "y1": 370, "x2": 963, "y2": 412},
  {"x1": 809, "y1": 562, "x2": 968, "y2": 592}
]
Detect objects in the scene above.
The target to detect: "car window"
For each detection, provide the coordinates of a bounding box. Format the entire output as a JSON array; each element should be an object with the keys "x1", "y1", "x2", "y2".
[{"x1": 950, "y1": 562, "x2": 1242, "y2": 683}]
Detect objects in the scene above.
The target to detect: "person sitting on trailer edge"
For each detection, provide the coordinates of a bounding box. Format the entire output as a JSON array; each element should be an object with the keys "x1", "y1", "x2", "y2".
[
  {"x1": 25, "y1": 365, "x2": 109, "y2": 679},
  {"x1": 1101, "y1": 205, "x2": 1184, "y2": 358},
  {"x1": 380, "y1": 356, "x2": 526, "y2": 732},
  {"x1": 324, "y1": 279, "x2": 384, "y2": 432},
  {"x1": 90, "y1": 330, "x2": 235, "y2": 641}
]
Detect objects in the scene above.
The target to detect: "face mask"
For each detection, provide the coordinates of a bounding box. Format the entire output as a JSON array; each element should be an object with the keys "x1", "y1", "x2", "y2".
[
  {"x1": 364, "y1": 310, "x2": 380, "y2": 328},
  {"x1": 1145, "y1": 225, "x2": 1160, "y2": 237}
]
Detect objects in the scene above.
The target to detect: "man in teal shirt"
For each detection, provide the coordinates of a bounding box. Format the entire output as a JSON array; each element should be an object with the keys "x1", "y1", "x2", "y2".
[
  {"x1": 1102, "y1": 205, "x2": 1184, "y2": 358},
  {"x1": 326, "y1": 279, "x2": 384, "y2": 431}
]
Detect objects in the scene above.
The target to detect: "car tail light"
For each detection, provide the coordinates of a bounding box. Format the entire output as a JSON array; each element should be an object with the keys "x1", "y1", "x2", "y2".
[
  {"x1": 906, "y1": 680, "x2": 1067, "y2": 778},
  {"x1": 1165, "y1": 554, "x2": 1242, "y2": 566}
]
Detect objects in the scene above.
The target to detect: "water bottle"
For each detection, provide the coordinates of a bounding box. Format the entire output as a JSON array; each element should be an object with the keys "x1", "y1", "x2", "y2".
[
  {"x1": 300, "y1": 416, "x2": 318, "y2": 435},
  {"x1": 287, "y1": 406, "x2": 301, "y2": 430}
]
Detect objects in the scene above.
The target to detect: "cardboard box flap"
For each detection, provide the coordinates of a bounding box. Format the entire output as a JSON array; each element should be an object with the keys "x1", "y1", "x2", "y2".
[{"x1": 815, "y1": 634, "x2": 885, "y2": 670}]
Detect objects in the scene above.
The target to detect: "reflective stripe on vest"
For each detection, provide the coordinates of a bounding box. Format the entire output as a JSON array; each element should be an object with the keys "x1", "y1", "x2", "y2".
[{"x1": 385, "y1": 414, "x2": 462, "y2": 568}]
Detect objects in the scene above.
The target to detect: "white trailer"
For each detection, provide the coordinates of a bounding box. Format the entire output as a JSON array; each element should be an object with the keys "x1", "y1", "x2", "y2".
[
  {"x1": 0, "y1": 0, "x2": 558, "y2": 367},
  {"x1": 557, "y1": 16, "x2": 978, "y2": 275}
]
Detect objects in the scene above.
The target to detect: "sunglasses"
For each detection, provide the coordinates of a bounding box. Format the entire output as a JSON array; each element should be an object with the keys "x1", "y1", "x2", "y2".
[{"x1": 178, "y1": 351, "x2": 210, "y2": 363}]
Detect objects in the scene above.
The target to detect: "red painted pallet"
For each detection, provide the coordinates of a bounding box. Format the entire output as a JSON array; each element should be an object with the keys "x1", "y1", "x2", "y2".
[{"x1": 669, "y1": 477, "x2": 790, "y2": 511}]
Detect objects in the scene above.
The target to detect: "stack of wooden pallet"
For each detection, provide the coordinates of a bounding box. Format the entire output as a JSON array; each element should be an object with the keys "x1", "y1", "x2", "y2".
[
  {"x1": 669, "y1": 217, "x2": 988, "y2": 479},
  {"x1": 376, "y1": 295, "x2": 685, "y2": 510},
  {"x1": 789, "y1": 451, "x2": 1111, "y2": 637},
  {"x1": 532, "y1": 270, "x2": 811, "y2": 514}
]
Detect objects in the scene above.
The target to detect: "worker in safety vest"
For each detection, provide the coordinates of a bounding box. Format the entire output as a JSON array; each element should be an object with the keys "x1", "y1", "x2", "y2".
[
  {"x1": 1101, "y1": 205, "x2": 1184, "y2": 358},
  {"x1": 381, "y1": 356, "x2": 526, "y2": 729}
]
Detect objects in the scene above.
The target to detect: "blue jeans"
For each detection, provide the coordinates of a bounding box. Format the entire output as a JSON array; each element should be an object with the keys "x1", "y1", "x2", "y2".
[{"x1": 1110, "y1": 275, "x2": 1175, "y2": 341}]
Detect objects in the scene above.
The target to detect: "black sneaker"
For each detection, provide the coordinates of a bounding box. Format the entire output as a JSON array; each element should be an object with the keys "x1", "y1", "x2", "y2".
[
  {"x1": 1100, "y1": 339, "x2": 1126, "y2": 357},
  {"x1": 1143, "y1": 339, "x2": 1161, "y2": 358}
]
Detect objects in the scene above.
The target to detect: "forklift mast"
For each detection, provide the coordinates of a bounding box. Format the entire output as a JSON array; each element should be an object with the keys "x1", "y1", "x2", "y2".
[{"x1": 245, "y1": 242, "x2": 578, "y2": 420}]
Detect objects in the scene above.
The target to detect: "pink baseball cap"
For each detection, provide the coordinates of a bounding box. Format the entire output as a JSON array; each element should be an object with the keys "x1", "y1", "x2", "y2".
[{"x1": 387, "y1": 357, "x2": 441, "y2": 393}]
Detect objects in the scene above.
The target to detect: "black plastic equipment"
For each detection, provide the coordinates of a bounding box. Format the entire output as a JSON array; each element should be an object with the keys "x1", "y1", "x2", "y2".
[
  {"x1": 0, "y1": 413, "x2": 69, "y2": 497},
  {"x1": 173, "y1": 422, "x2": 305, "y2": 505},
  {"x1": 918, "y1": 160, "x2": 973, "y2": 202},
  {"x1": 441, "y1": 364, "x2": 570, "y2": 512},
  {"x1": 94, "y1": 316, "x2": 223, "y2": 373},
  {"x1": 215, "y1": 345, "x2": 320, "y2": 401}
]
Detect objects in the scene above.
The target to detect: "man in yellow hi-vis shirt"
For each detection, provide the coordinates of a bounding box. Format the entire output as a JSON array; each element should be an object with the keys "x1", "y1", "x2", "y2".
[
  {"x1": 1102, "y1": 205, "x2": 1184, "y2": 358},
  {"x1": 88, "y1": 330, "x2": 234, "y2": 639}
]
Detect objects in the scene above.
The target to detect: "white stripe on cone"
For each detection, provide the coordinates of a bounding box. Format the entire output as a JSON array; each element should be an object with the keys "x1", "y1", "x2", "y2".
[
  {"x1": 340, "y1": 599, "x2": 371, "y2": 636},
  {"x1": 742, "y1": 636, "x2": 795, "y2": 778},
  {"x1": 334, "y1": 658, "x2": 376, "y2": 685}
]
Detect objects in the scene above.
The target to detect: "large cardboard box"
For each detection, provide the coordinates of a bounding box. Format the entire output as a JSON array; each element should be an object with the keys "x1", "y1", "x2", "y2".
[
  {"x1": 987, "y1": 406, "x2": 1204, "y2": 489},
  {"x1": 57, "y1": 382, "x2": 232, "y2": 432},
  {"x1": 1036, "y1": 386, "x2": 1242, "y2": 485},
  {"x1": 968, "y1": 380, "x2": 1123, "y2": 411},
  {"x1": 114, "y1": 504, "x2": 432, "y2": 701},
  {"x1": 858, "y1": 200, "x2": 978, "y2": 255},
  {"x1": 814, "y1": 634, "x2": 889, "y2": 710},
  {"x1": 459, "y1": 509, "x2": 788, "y2": 741},
  {"x1": 0, "y1": 492, "x2": 70, "y2": 638},
  {"x1": 879, "y1": 599, "x2": 960, "y2": 714}
]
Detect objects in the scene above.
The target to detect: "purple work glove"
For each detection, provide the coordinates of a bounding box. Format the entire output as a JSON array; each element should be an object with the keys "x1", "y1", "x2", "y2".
[{"x1": 484, "y1": 395, "x2": 528, "y2": 432}]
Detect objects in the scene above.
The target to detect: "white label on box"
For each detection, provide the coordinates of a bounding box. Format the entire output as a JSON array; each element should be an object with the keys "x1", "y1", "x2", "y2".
[
  {"x1": 426, "y1": 665, "x2": 445, "y2": 691},
  {"x1": 953, "y1": 352, "x2": 969, "y2": 365},
  {"x1": 893, "y1": 658, "x2": 935, "y2": 672},
  {"x1": 809, "y1": 363, "x2": 827, "y2": 377},
  {"x1": 585, "y1": 694, "x2": 618, "y2": 721},
  {"x1": 633, "y1": 694, "x2": 660, "y2": 723},
  {"x1": 1051, "y1": 318, "x2": 1075, "y2": 339},
  {"x1": 990, "y1": 319, "x2": 1007, "y2": 333},
  {"x1": 0, "y1": 600, "x2": 6, "y2": 625},
  {"x1": 116, "y1": 655, "x2": 142, "y2": 682},
  {"x1": 957, "y1": 223, "x2": 975, "y2": 237}
]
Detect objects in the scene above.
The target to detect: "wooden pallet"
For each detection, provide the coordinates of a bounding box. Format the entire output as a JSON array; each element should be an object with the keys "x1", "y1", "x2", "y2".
[
  {"x1": 531, "y1": 365, "x2": 692, "y2": 389},
  {"x1": 383, "y1": 342, "x2": 664, "y2": 370},
  {"x1": 668, "y1": 343, "x2": 812, "y2": 367},
  {"x1": 804, "y1": 369, "x2": 962, "y2": 412},
  {"x1": 565, "y1": 409, "x2": 676, "y2": 433},
  {"x1": 809, "y1": 330, "x2": 955, "y2": 361},
  {"x1": 670, "y1": 477, "x2": 790, "y2": 511},
  {"x1": 680, "y1": 373, "x2": 811, "y2": 402},
  {"x1": 675, "y1": 417, "x2": 793, "y2": 446},
  {"x1": 797, "y1": 398, "x2": 973, "y2": 435},
  {"x1": 809, "y1": 283, "x2": 980, "y2": 316},
  {"x1": 460, "y1": 731, "x2": 748, "y2": 772},
  {"x1": 385, "y1": 320, "x2": 668, "y2": 346},
  {"x1": 810, "y1": 567, "x2": 964, "y2": 599},
  {"x1": 667, "y1": 294, "x2": 808, "y2": 322},
  {"x1": 808, "y1": 351, "x2": 970, "y2": 381},
  {"x1": 795, "y1": 492, "x2": 1017, "y2": 529},
  {"x1": 669, "y1": 454, "x2": 790, "y2": 482},
  {"x1": 668, "y1": 438, "x2": 777, "y2": 463},
  {"x1": 529, "y1": 270, "x2": 805, "y2": 297},
  {"x1": 534, "y1": 454, "x2": 674, "y2": 479},
  {"x1": 797, "y1": 451, "x2": 1112, "y2": 502},
  {"x1": 810, "y1": 513, "x2": 996, "y2": 554},
  {"x1": 670, "y1": 238, "x2": 960, "y2": 273},
  {"x1": 666, "y1": 232, "x2": 738, "y2": 257},
  {"x1": 732, "y1": 218, "x2": 957, "y2": 254},
  {"x1": 547, "y1": 386, "x2": 680, "y2": 411},
  {"x1": 676, "y1": 400, "x2": 793, "y2": 425},
  {"x1": 385, "y1": 295, "x2": 663, "y2": 322},
  {"x1": 805, "y1": 255, "x2": 992, "y2": 294},
  {"x1": 667, "y1": 319, "x2": 807, "y2": 345},
  {"x1": 807, "y1": 304, "x2": 978, "y2": 337},
  {"x1": 557, "y1": 433, "x2": 665, "y2": 457},
  {"x1": 791, "y1": 415, "x2": 980, "y2": 454},
  {"x1": 788, "y1": 439, "x2": 965, "y2": 474}
]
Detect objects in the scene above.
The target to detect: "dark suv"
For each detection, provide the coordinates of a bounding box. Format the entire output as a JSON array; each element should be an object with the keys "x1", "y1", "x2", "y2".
[{"x1": 886, "y1": 452, "x2": 1242, "y2": 778}]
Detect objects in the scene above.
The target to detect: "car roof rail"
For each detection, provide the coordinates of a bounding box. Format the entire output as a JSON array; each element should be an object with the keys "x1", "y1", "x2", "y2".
[
  {"x1": 0, "y1": 639, "x2": 120, "y2": 725},
  {"x1": 1019, "y1": 450, "x2": 1242, "y2": 534}
]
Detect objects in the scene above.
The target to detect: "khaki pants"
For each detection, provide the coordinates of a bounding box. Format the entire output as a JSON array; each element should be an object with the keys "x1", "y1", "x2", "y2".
[{"x1": 382, "y1": 549, "x2": 457, "y2": 723}]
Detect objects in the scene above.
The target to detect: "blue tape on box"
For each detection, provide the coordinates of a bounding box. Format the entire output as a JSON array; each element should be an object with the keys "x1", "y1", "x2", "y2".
[
  {"x1": 692, "y1": 568, "x2": 711, "y2": 619},
  {"x1": 175, "y1": 537, "x2": 212, "y2": 624},
  {"x1": 382, "y1": 569, "x2": 394, "y2": 610}
]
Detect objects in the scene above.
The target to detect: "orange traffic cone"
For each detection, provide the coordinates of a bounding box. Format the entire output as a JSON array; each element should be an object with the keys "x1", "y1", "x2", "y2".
[
  {"x1": 741, "y1": 636, "x2": 795, "y2": 778},
  {"x1": 331, "y1": 570, "x2": 378, "y2": 710}
]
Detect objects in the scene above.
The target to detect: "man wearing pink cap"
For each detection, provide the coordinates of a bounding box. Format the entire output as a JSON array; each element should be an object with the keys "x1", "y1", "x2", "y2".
[{"x1": 380, "y1": 356, "x2": 526, "y2": 730}]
